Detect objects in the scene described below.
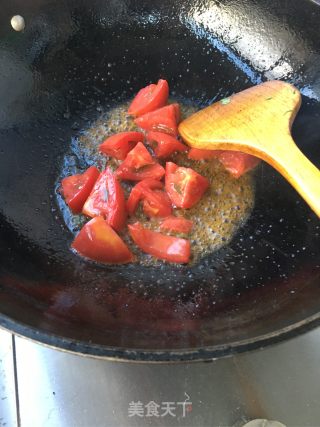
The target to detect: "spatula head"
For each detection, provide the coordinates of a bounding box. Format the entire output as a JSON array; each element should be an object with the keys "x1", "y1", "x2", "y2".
[{"x1": 178, "y1": 81, "x2": 302, "y2": 155}]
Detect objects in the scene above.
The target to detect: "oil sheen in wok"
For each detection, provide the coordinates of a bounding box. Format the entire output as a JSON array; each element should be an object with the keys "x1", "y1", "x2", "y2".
[{"x1": 57, "y1": 101, "x2": 255, "y2": 265}]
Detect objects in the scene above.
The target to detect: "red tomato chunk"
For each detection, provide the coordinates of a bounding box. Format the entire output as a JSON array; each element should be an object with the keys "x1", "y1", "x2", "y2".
[
  {"x1": 161, "y1": 216, "x2": 193, "y2": 234},
  {"x1": 116, "y1": 163, "x2": 165, "y2": 181},
  {"x1": 72, "y1": 217, "x2": 133, "y2": 264},
  {"x1": 116, "y1": 143, "x2": 165, "y2": 181},
  {"x1": 119, "y1": 141, "x2": 154, "y2": 169},
  {"x1": 128, "y1": 222, "x2": 190, "y2": 264},
  {"x1": 188, "y1": 148, "x2": 221, "y2": 160},
  {"x1": 127, "y1": 179, "x2": 164, "y2": 215},
  {"x1": 128, "y1": 79, "x2": 169, "y2": 117},
  {"x1": 82, "y1": 167, "x2": 127, "y2": 232},
  {"x1": 165, "y1": 162, "x2": 209, "y2": 208},
  {"x1": 218, "y1": 151, "x2": 261, "y2": 178},
  {"x1": 127, "y1": 179, "x2": 172, "y2": 218},
  {"x1": 135, "y1": 104, "x2": 180, "y2": 136},
  {"x1": 142, "y1": 190, "x2": 172, "y2": 218},
  {"x1": 61, "y1": 166, "x2": 100, "y2": 214},
  {"x1": 147, "y1": 131, "x2": 187, "y2": 158},
  {"x1": 188, "y1": 148, "x2": 260, "y2": 178},
  {"x1": 99, "y1": 132, "x2": 144, "y2": 160}
]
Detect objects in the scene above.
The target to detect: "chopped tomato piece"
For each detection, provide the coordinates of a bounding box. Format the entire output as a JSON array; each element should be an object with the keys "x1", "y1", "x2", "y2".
[
  {"x1": 188, "y1": 148, "x2": 260, "y2": 177},
  {"x1": 116, "y1": 163, "x2": 165, "y2": 181},
  {"x1": 61, "y1": 166, "x2": 100, "y2": 214},
  {"x1": 120, "y1": 142, "x2": 154, "y2": 169},
  {"x1": 115, "y1": 144, "x2": 165, "y2": 182},
  {"x1": 165, "y1": 162, "x2": 209, "y2": 208},
  {"x1": 172, "y1": 103, "x2": 181, "y2": 123},
  {"x1": 161, "y1": 216, "x2": 193, "y2": 234},
  {"x1": 128, "y1": 79, "x2": 169, "y2": 117},
  {"x1": 127, "y1": 179, "x2": 172, "y2": 217},
  {"x1": 115, "y1": 142, "x2": 162, "y2": 181},
  {"x1": 99, "y1": 132, "x2": 144, "y2": 160},
  {"x1": 127, "y1": 179, "x2": 164, "y2": 215},
  {"x1": 146, "y1": 131, "x2": 187, "y2": 158},
  {"x1": 218, "y1": 151, "x2": 261, "y2": 178},
  {"x1": 128, "y1": 222, "x2": 190, "y2": 264},
  {"x1": 142, "y1": 190, "x2": 172, "y2": 218},
  {"x1": 72, "y1": 217, "x2": 133, "y2": 264},
  {"x1": 82, "y1": 168, "x2": 127, "y2": 231},
  {"x1": 188, "y1": 148, "x2": 221, "y2": 160},
  {"x1": 134, "y1": 104, "x2": 180, "y2": 136}
]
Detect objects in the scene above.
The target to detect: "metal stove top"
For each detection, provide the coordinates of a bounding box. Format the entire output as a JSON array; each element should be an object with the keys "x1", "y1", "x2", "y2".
[{"x1": 1, "y1": 327, "x2": 320, "y2": 427}]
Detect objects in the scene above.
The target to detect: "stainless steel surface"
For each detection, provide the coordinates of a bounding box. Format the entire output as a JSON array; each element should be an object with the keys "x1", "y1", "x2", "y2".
[
  {"x1": 0, "y1": 329, "x2": 17, "y2": 427},
  {"x1": 1, "y1": 328, "x2": 320, "y2": 426}
]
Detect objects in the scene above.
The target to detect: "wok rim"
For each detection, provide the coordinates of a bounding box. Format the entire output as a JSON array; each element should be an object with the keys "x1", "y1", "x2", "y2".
[{"x1": 1, "y1": 310, "x2": 320, "y2": 362}]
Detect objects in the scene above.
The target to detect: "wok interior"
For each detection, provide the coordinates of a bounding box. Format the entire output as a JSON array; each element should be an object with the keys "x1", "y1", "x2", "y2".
[{"x1": 0, "y1": 0, "x2": 319, "y2": 360}]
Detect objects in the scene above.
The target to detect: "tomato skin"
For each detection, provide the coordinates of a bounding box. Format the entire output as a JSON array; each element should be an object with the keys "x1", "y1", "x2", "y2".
[
  {"x1": 120, "y1": 142, "x2": 154, "y2": 169},
  {"x1": 127, "y1": 179, "x2": 172, "y2": 217},
  {"x1": 165, "y1": 162, "x2": 209, "y2": 209},
  {"x1": 61, "y1": 166, "x2": 100, "y2": 214},
  {"x1": 142, "y1": 190, "x2": 172, "y2": 218},
  {"x1": 146, "y1": 131, "x2": 187, "y2": 158},
  {"x1": 173, "y1": 103, "x2": 181, "y2": 123},
  {"x1": 161, "y1": 216, "x2": 193, "y2": 234},
  {"x1": 127, "y1": 179, "x2": 164, "y2": 215},
  {"x1": 115, "y1": 142, "x2": 166, "y2": 181},
  {"x1": 218, "y1": 151, "x2": 261, "y2": 178},
  {"x1": 188, "y1": 149, "x2": 260, "y2": 177},
  {"x1": 134, "y1": 104, "x2": 180, "y2": 136},
  {"x1": 105, "y1": 170, "x2": 127, "y2": 231},
  {"x1": 99, "y1": 132, "x2": 144, "y2": 160},
  {"x1": 116, "y1": 162, "x2": 165, "y2": 182},
  {"x1": 72, "y1": 217, "x2": 133, "y2": 264},
  {"x1": 128, "y1": 222, "x2": 190, "y2": 264},
  {"x1": 188, "y1": 148, "x2": 221, "y2": 160},
  {"x1": 128, "y1": 79, "x2": 169, "y2": 117},
  {"x1": 82, "y1": 168, "x2": 127, "y2": 232}
]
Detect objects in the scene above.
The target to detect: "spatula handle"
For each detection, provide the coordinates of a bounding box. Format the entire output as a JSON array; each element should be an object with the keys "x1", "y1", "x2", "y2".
[{"x1": 270, "y1": 136, "x2": 320, "y2": 217}]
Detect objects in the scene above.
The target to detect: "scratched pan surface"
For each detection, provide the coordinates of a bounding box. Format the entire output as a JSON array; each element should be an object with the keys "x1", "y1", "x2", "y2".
[{"x1": 0, "y1": 0, "x2": 319, "y2": 361}]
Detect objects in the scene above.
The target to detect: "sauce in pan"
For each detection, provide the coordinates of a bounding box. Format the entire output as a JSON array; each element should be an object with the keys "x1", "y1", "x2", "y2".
[{"x1": 58, "y1": 101, "x2": 255, "y2": 265}]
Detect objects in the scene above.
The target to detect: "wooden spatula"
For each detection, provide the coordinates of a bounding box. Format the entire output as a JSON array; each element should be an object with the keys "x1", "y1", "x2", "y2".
[{"x1": 179, "y1": 80, "x2": 320, "y2": 218}]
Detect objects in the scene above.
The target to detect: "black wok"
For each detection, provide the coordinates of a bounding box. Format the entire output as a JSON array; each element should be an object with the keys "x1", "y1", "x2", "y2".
[{"x1": 0, "y1": 0, "x2": 319, "y2": 362}]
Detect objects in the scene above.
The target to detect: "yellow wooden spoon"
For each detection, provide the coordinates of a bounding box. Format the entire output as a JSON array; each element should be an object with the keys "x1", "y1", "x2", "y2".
[{"x1": 178, "y1": 80, "x2": 320, "y2": 218}]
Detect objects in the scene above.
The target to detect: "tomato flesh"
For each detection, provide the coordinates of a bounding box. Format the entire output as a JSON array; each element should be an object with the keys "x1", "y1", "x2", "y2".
[
  {"x1": 128, "y1": 222, "x2": 190, "y2": 264},
  {"x1": 127, "y1": 179, "x2": 164, "y2": 215},
  {"x1": 116, "y1": 163, "x2": 165, "y2": 181},
  {"x1": 165, "y1": 162, "x2": 209, "y2": 208},
  {"x1": 188, "y1": 148, "x2": 260, "y2": 177},
  {"x1": 128, "y1": 79, "x2": 169, "y2": 117},
  {"x1": 142, "y1": 190, "x2": 172, "y2": 218},
  {"x1": 134, "y1": 104, "x2": 180, "y2": 136},
  {"x1": 72, "y1": 217, "x2": 133, "y2": 264},
  {"x1": 188, "y1": 148, "x2": 221, "y2": 160},
  {"x1": 82, "y1": 168, "x2": 127, "y2": 231},
  {"x1": 116, "y1": 144, "x2": 165, "y2": 181},
  {"x1": 99, "y1": 132, "x2": 144, "y2": 160},
  {"x1": 146, "y1": 131, "x2": 187, "y2": 158},
  {"x1": 161, "y1": 216, "x2": 193, "y2": 233},
  {"x1": 61, "y1": 166, "x2": 100, "y2": 214},
  {"x1": 120, "y1": 141, "x2": 154, "y2": 170},
  {"x1": 218, "y1": 151, "x2": 261, "y2": 178}
]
